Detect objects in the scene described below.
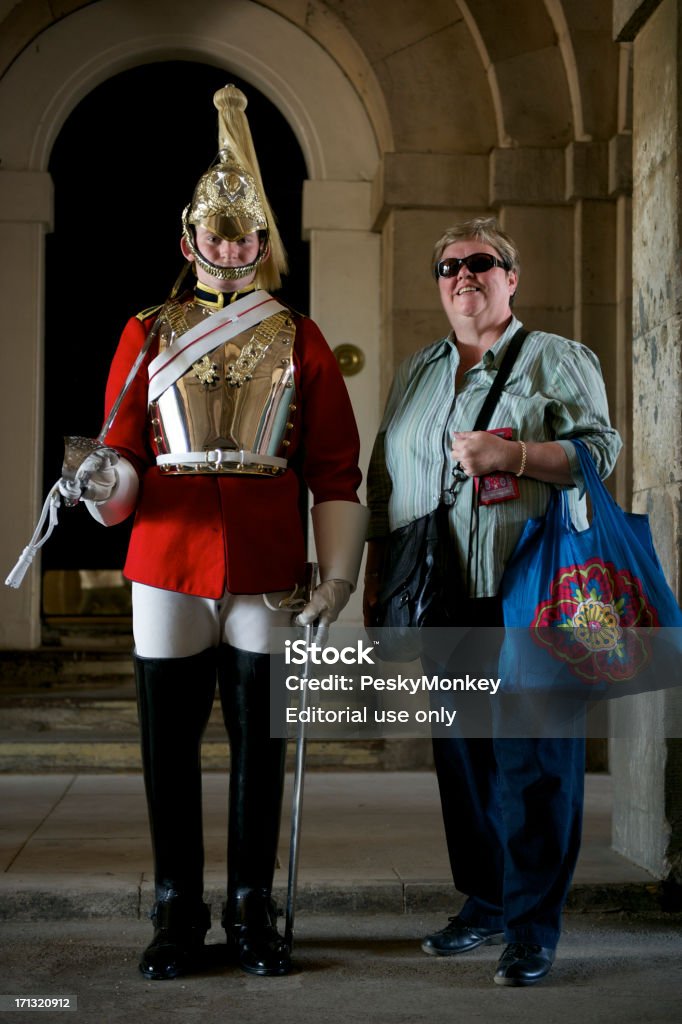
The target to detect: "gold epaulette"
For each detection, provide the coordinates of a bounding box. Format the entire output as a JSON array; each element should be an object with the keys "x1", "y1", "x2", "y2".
[{"x1": 136, "y1": 303, "x2": 163, "y2": 322}]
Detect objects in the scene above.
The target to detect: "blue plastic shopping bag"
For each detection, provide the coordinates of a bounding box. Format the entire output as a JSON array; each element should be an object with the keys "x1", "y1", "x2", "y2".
[{"x1": 499, "y1": 440, "x2": 682, "y2": 699}]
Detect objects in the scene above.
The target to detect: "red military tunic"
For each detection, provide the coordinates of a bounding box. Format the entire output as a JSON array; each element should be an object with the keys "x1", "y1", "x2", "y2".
[{"x1": 102, "y1": 299, "x2": 362, "y2": 598}]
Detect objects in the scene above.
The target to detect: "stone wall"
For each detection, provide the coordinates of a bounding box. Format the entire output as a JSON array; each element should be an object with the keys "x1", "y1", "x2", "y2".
[{"x1": 611, "y1": 0, "x2": 682, "y2": 884}]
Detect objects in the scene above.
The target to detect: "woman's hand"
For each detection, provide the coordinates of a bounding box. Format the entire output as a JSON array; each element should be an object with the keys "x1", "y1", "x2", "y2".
[
  {"x1": 451, "y1": 433, "x2": 574, "y2": 485},
  {"x1": 451, "y1": 431, "x2": 516, "y2": 477}
]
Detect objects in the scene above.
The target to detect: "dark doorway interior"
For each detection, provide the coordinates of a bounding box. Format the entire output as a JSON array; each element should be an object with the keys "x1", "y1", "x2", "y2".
[{"x1": 43, "y1": 61, "x2": 309, "y2": 616}]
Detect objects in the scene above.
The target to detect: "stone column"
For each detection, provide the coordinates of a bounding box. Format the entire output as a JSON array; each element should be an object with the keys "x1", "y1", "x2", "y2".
[
  {"x1": 302, "y1": 179, "x2": 381, "y2": 625},
  {"x1": 566, "y1": 136, "x2": 629, "y2": 498},
  {"x1": 490, "y1": 147, "x2": 575, "y2": 340},
  {"x1": 0, "y1": 171, "x2": 53, "y2": 649},
  {"x1": 611, "y1": 0, "x2": 682, "y2": 886},
  {"x1": 371, "y1": 152, "x2": 488, "y2": 399}
]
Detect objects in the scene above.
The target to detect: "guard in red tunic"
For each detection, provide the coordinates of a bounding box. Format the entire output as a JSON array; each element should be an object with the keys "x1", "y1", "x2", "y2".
[{"x1": 66, "y1": 85, "x2": 368, "y2": 980}]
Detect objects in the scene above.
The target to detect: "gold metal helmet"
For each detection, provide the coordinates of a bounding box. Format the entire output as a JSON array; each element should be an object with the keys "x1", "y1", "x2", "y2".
[{"x1": 181, "y1": 85, "x2": 287, "y2": 292}]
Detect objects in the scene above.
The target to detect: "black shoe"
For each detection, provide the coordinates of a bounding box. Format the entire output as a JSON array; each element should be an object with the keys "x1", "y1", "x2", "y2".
[
  {"x1": 421, "y1": 915, "x2": 505, "y2": 956},
  {"x1": 493, "y1": 942, "x2": 555, "y2": 986},
  {"x1": 224, "y1": 889, "x2": 292, "y2": 977},
  {"x1": 139, "y1": 899, "x2": 211, "y2": 980}
]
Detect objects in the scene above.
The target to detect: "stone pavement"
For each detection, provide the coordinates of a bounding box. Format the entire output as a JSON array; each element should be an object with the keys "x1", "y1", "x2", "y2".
[
  {"x1": 2, "y1": 771, "x2": 681, "y2": 1024},
  {"x1": 0, "y1": 771, "x2": 661, "y2": 921},
  {"x1": 1, "y1": 914, "x2": 681, "y2": 1024}
]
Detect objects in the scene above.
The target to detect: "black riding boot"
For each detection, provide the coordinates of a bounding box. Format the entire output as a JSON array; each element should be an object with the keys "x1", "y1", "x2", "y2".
[
  {"x1": 218, "y1": 644, "x2": 291, "y2": 976},
  {"x1": 134, "y1": 649, "x2": 217, "y2": 980}
]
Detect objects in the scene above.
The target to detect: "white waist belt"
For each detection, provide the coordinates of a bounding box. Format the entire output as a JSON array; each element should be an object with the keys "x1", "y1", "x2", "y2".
[{"x1": 156, "y1": 449, "x2": 288, "y2": 470}]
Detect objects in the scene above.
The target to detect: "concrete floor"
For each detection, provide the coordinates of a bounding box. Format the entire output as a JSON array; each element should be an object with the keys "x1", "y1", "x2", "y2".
[
  {"x1": 1, "y1": 771, "x2": 681, "y2": 1023},
  {"x1": 1, "y1": 914, "x2": 681, "y2": 1024}
]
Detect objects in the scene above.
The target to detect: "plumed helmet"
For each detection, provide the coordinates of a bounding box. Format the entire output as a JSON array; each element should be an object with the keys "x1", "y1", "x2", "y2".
[{"x1": 181, "y1": 85, "x2": 287, "y2": 291}]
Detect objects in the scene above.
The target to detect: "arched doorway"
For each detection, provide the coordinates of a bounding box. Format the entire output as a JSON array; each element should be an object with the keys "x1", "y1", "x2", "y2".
[
  {"x1": 42, "y1": 61, "x2": 309, "y2": 619},
  {"x1": 0, "y1": 0, "x2": 381, "y2": 648}
]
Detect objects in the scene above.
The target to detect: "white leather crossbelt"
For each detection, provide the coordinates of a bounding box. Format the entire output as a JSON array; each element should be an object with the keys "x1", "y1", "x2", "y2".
[{"x1": 156, "y1": 449, "x2": 288, "y2": 472}]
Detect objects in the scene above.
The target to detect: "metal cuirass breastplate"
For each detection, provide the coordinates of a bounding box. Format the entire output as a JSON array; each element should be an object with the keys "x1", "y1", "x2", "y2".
[{"x1": 150, "y1": 299, "x2": 297, "y2": 475}]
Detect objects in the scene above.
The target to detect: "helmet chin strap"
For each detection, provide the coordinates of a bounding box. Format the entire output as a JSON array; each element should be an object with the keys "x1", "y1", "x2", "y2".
[
  {"x1": 195, "y1": 250, "x2": 265, "y2": 281},
  {"x1": 181, "y1": 215, "x2": 270, "y2": 282}
]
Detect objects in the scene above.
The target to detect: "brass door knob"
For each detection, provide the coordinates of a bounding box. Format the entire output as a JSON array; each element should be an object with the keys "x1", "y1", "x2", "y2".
[{"x1": 333, "y1": 343, "x2": 365, "y2": 376}]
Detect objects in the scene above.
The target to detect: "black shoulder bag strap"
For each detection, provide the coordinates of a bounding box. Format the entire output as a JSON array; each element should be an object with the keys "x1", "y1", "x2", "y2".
[
  {"x1": 464, "y1": 324, "x2": 529, "y2": 593},
  {"x1": 472, "y1": 325, "x2": 529, "y2": 432}
]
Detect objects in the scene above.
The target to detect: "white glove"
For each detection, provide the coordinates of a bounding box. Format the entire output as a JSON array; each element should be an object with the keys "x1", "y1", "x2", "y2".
[
  {"x1": 58, "y1": 451, "x2": 118, "y2": 505},
  {"x1": 296, "y1": 580, "x2": 352, "y2": 628},
  {"x1": 84, "y1": 456, "x2": 139, "y2": 527}
]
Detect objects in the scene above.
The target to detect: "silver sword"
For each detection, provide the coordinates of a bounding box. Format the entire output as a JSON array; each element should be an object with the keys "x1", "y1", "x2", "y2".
[
  {"x1": 284, "y1": 560, "x2": 319, "y2": 953},
  {"x1": 5, "y1": 264, "x2": 192, "y2": 588},
  {"x1": 59, "y1": 262, "x2": 192, "y2": 505}
]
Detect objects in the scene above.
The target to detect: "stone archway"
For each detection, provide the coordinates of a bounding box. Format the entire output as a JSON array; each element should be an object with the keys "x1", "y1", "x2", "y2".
[
  {"x1": 0, "y1": 0, "x2": 383, "y2": 646},
  {"x1": 0, "y1": 0, "x2": 677, "y2": 885}
]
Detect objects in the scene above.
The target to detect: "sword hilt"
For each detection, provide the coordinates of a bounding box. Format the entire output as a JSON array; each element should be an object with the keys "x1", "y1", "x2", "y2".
[{"x1": 303, "y1": 561, "x2": 319, "y2": 605}]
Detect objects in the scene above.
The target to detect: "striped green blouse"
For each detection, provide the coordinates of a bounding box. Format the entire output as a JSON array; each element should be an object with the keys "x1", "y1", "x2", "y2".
[{"x1": 367, "y1": 316, "x2": 622, "y2": 598}]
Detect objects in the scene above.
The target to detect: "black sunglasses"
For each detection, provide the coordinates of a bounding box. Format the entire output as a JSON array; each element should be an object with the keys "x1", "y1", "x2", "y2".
[{"x1": 435, "y1": 252, "x2": 510, "y2": 279}]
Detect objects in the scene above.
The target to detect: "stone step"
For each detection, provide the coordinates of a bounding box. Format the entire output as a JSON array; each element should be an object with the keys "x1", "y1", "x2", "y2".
[
  {"x1": 0, "y1": 647, "x2": 136, "y2": 690},
  {"x1": 0, "y1": 736, "x2": 421, "y2": 773},
  {"x1": 0, "y1": 662, "x2": 432, "y2": 773},
  {"x1": 0, "y1": 643, "x2": 605, "y2": 773}
]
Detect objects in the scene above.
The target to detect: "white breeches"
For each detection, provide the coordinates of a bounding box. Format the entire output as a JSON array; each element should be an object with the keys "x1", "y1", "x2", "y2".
[{"x1": 132, "y1": 582, "x2": 294, "y2": 658}]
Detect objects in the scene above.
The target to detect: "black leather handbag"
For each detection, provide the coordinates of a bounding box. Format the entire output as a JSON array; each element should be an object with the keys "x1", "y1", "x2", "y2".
[
  {"x1": 372, "y1": 326, "x2": 528, "y2": 661},
  {"x1": 371, "y1": 504, "x2": 458, "y2": 662},
  {"x1": 378, "y1": 502, "x2": 460, "y2": 625}
]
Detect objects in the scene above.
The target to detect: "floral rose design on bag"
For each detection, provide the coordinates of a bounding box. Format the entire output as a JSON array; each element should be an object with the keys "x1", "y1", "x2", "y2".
[{"x1": 531, "y1": 557, "x2": 657, "y2": 683}]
